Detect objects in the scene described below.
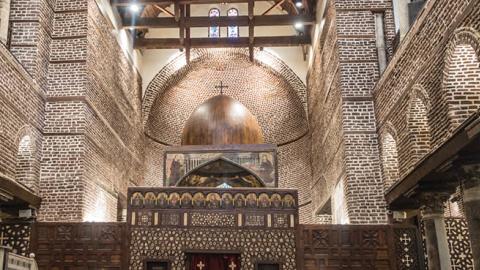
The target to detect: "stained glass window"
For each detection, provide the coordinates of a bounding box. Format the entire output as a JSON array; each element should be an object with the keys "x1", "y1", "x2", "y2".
[
  {"x1": 208, "y1": 8, "x2": 220, "y2": 38},
  {"x1": 227, "y1": 8, "x2": 239, "y2": 38}
]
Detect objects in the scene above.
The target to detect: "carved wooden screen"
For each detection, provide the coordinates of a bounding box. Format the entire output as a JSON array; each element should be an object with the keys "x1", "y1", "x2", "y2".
[
  {"x1": 297, "y1": 224, "x2": 425, "y2": 270},
  {"x1": 30, "y1": 222, "x2": 127, "y2": 270}
]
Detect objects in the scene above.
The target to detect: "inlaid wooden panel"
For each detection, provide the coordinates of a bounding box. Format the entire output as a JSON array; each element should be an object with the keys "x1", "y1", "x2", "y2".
[
  {"x1": 297, "y1": 225, "x2": 425, "y2": 270},
  {"x1": 30, "y1": 222, "x2": 127, "y2": 270}
]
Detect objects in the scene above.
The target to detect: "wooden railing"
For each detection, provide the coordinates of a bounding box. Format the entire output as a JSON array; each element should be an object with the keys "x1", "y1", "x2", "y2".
[{"x1": 0, "y1": 246, "x2": 37, "y2": 270}]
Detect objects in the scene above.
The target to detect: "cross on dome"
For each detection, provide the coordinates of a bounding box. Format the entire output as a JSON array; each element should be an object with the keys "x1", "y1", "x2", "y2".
[{"x1": 215, "y1": 81, "x2": 229, "y2": 95}]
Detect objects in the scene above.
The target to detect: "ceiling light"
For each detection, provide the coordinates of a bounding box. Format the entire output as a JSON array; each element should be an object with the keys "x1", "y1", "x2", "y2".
[
  {"x1": 295, "y1": 1, "x2": 303, "y2": 8},
  {"x1": 294, "y1": 22, "x2": 304, "y2": 30},
  {"x1": 129, "y1": 3, "x2": 140, "y2": 13}
]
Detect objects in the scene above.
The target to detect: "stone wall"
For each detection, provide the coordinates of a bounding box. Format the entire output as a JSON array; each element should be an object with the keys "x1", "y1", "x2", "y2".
[
  {"x1": 374, "y1": 0, "x2": 480, "y2": 188},
  {"x1": 143, "y1": 48, "x2": 314, "y2": 221},
  {"x1": 6, "y1": 0, "x2": 143, "y2": 221},
  {"x1": 308, "y1": 0, "x2": 395, "y2": 224},
  {"x1": 0, "y1": 44, "x2": 44, "y2": 194}
]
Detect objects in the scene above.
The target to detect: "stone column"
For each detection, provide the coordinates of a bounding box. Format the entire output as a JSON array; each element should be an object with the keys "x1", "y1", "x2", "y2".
[
  {"x1": 420, "y1": 192, "x2": 452, "y2": 270},
  {"x1": 463, "y1": 176, "x2": 480, "y2": 270}
]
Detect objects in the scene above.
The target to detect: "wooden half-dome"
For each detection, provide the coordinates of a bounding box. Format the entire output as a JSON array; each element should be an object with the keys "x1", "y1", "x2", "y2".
[{"x1": 182, "y1": 95, "x2": 264, "y2": 145}]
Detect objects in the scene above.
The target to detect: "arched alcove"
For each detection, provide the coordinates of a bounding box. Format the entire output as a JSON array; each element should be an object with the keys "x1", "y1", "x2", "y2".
[
  {"x1": 443, "y1": 28, "x2": 480, "y2": 130},
  {"x1": 380, "y1": 130, "x2": 400, "y2": 190},
  {"x1": 15, "y1": 134, "x2": 35, "y2": 190},
  {"x1": 407, "y1": 86, "x2": 431, "y2": 165}
]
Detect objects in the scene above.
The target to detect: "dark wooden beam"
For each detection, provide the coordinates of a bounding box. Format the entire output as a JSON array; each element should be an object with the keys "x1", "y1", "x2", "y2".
[
  {"x1": 112, "y1": 0, "x2": 272, "y2": 6},
  {"x1": 134, "y1": 35, "x2": 311, "y2": 49},
  {"x1": 0, "y1": 174, "x2": 41, "y2": 209},
  {"x1": 262, "y1": 0, "x2": 286, "y2": 15},
  {"x1": 248, "y1": 0, "x2": 254, "y2": 61},
  {"x1": 122, "y1": 14, "x2": 315, "y2": 28},
  {"x1": 185, "y1": 4, "x2": 191, "y2": 63},
  {"x1": 154, "y1": 4, "x2": 174, "y2": 17}
]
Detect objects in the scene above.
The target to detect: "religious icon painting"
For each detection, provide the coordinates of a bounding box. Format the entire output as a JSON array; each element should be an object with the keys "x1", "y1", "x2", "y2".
[
  {"x1": 168, "y1": 193, "x2": 181, "y2": 208},
  {"x1": 271, "y1": 194, "x2": 282, "y2": 208},
  {"x1": 193, "y1": 192, "x2": 206, "y2": 207},
  {"x1": 157, "y1": 193, "x2": 168, "y2": 208},
  {"x1": 181, "y1": 193, "x2": 193, "y2": 208},
  {"x1": 234, "y1": 193, "x2": 245, "y2": 208},
  {"x1": 246, "y1": 193, "x2": 258, "y2": 208},
  {"x1": 131, "y1": 192, "x2": 144, "y2": 207},
  {"x1": 283, "y1": 194, "x2": 296, "y2": 208},
  {"x1": 221, "y1": 193, "x2": 234, "y2": 208},
  {"x1": 144, "y1": 192, "x2": 156, "y2": 207}
]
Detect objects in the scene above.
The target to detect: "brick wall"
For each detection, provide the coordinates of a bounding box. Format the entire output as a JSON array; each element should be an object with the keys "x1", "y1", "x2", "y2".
[
  {"x1": 9, "y1": 0, "x2": 52, "y2": 90},
  {"x1": 20, "y1": 0, "x2": 143, "y2": 222},
  {"x1": 0, "y1": 44, "x2": 44, "y2": 194},
  {"x1": 307, "y1": 0, "x2": 397, "y2": 224},
  {"x1": 374, "y1": 0, "x2": 480, "y2": 189}
]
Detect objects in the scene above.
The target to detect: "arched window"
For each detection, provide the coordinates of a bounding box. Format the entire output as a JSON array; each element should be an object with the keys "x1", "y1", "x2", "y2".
[
  {"x1": 227, "y1": 8, "x2": 239, "y2": 38},
  {"x1": 208, "y1": 8, "x2": 220, "y2": 38},
  {"x1": 381, "y1": 132, "x2": 399, "y2": 191}
]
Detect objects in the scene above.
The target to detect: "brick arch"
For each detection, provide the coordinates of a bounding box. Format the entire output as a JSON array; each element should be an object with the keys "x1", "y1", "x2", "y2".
[
  {"x1": 406, "y1": 85, "x2": 431, "y2": 165},
  {"x1": 443, "y1": 27, "x2": 480, "y2": 130},
  {"x1": 143, "y1": 48, "x2": 308, "y2": 146},
  {"x1": 142, "y1": 48, "x2": 307, "y2": 127},
  {"x1": 380, "y1": 122, "x2": 399, "y2": 191}
]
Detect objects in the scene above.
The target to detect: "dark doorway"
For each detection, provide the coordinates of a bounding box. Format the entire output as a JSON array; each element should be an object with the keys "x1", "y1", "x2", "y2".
[
  {"x1": 146, "y1": 261, "x2": 169, "y2": 270},
  {"x1": 257, "y1": 263, "x2": 280, "y2": 270},
  {"x1": 188, "y1": 253, "x2": 240, "y2": 270}
]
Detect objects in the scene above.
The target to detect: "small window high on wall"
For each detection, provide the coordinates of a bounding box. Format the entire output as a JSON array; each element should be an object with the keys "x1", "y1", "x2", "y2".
[
  {"x1": 0, "y1": 0, "x2": 11, "y2": 45},
  {"x1": 227, "y1": 8, "x2": 239, "y2": 38},
  {"x1": 208, "y1": 8, "x2": 220, "y2": 38}
]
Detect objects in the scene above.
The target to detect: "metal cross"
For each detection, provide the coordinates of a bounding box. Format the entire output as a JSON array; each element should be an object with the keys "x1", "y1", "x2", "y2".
[
  {"x1": 400, "y1": 233, "x2": 411, "y2": 245},
  {"x1": 197, "y1": 261, "x2": 205, "y2": 270},
  {"x1": 401, "y1": 254, "x2": 414, "y2": 267},
  {"x1": 229, "y1": 261, "x2": 237, "y2": 270},
  {"x1": 215, "y1": 81, "x2": 229, "y2": 95}
]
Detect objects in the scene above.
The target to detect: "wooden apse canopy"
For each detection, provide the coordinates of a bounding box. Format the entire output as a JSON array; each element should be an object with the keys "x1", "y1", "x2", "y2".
[{"x1": 181, "y1": 95, "x2": 265, "y2": 145}]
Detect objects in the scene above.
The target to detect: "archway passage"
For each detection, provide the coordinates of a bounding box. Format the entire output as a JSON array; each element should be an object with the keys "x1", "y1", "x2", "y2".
[{"x1": 177, "y1": 158, "x2": 266, "y2": 188}]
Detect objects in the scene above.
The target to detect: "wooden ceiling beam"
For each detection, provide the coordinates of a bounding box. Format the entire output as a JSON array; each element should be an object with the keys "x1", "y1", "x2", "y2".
[
  {"x1": 112, "y1": 0, "x2": 271, "y2": 6},
  {"x1": 261, "y1": 0, "x2": 286, "y2": 15},
  {"x1": 154, "y1": 4, "x2": 174, "y2": 16},
  {"x1": 122, "y1": 14, "x2": 315, "y2": 28},
  {"x1": 134, "y1": 35, "x2": 311, "y2": 49}
]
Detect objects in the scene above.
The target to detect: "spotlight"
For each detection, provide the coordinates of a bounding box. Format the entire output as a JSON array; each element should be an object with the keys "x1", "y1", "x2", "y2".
[
  {"x1": 129, "y1": 3, "x2": 140, "y2": 13},
  {"x1": 294, "y1": 22, "x2": 304, "y2": 30},
  {"x1": 295, "y1": 1, "x2": 303, "y2": 8}
]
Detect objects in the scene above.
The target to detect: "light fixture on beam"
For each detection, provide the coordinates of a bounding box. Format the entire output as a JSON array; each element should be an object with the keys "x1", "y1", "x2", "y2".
[
  {"x1": 295, "y1": 0, "x2": 303, "y2": 8},
  {"x1": 129, "y1": 3, "x2": 140, "y2": 13},
  {"x1": 294, "y1": 22, "x2": 304, "y2": 30}
]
